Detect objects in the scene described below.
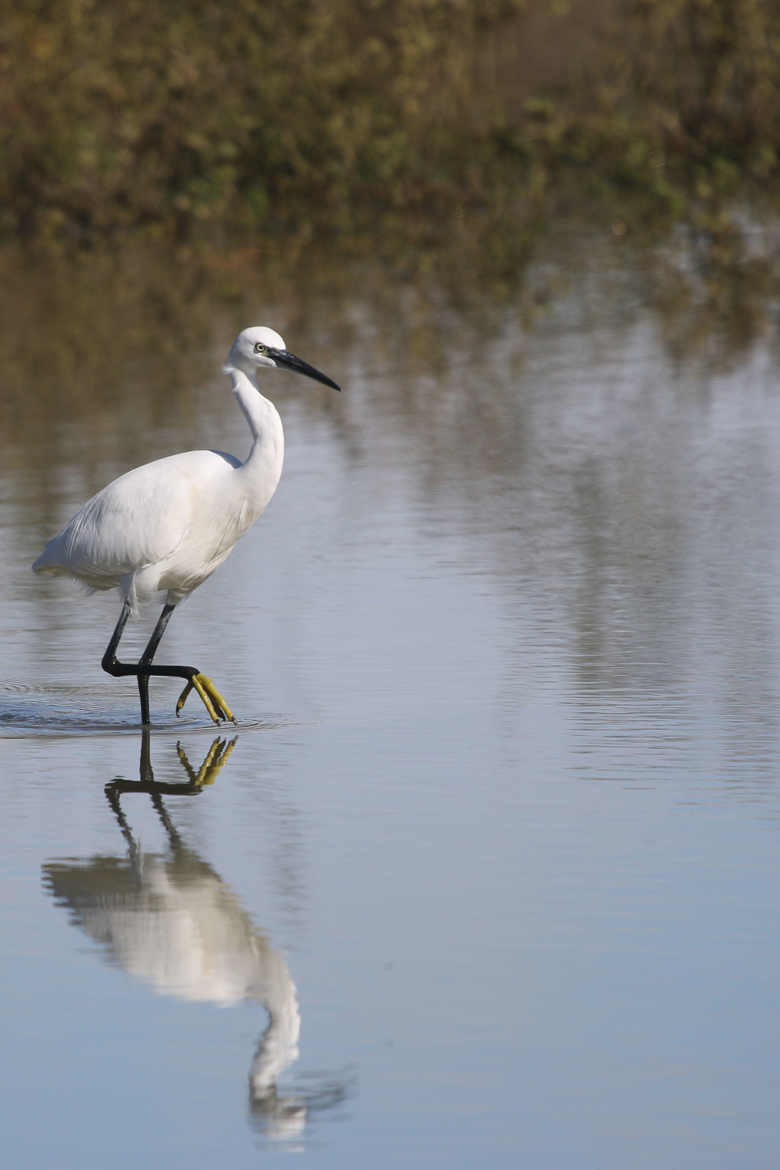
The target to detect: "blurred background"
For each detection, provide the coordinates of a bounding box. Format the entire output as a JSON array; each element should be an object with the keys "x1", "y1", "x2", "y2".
[
  {"x1": 2, "y1": 3, "x2": 780, "y2": 1168},
  {"x1": 1, "y1": 0, "x2": 778, "y2": 429},
  {"x1": 2, "y1": 0, "x2": 778, "y2": 241}
]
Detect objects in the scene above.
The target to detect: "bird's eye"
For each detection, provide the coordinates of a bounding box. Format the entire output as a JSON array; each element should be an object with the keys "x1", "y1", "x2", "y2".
[{"x1": 254, "y1": 342, "x2": 267, "y2": 354}]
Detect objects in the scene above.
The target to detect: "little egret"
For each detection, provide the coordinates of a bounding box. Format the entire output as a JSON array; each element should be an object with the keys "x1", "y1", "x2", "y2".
[{"x1": 33, "y1": 326, "x2": 340, "y2": 725}]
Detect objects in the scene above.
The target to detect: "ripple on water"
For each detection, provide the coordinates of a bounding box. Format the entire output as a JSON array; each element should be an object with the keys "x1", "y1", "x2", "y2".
[{"x1": 0, "y1": 684, "x2": 286, "y2": 738}]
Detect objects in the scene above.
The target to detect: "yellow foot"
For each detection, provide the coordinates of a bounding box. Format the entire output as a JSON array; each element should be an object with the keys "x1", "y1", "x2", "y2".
[
  {"x1": 177, "y1": 736, "x2": 237, "y2": 787},
  {"x1": 176, "y1": 672, "x2": 237, "y2": 724}
]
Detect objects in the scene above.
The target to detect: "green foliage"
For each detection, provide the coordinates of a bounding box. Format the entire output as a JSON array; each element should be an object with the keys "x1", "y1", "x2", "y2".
[{"x1": 0, "y1": 0, "x2": 777, "y2": 243}]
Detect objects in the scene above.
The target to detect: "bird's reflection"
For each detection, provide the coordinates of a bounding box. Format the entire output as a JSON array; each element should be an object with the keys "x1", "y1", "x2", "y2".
[{"x1": 42, "y1": 731, "x2": 347, "y2": 1142}]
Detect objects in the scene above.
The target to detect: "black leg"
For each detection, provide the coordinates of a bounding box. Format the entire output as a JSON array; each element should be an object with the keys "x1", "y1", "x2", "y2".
[
  {"x1": 102, "y1": 600, "x2": 193, "y2": 725},
  {"x1": 101, "y1": 599, "x2": 132, "y2": 675},
  {"x1": 100, "y1": 600, "x2": 235, "y2": 726},
  {"x1": 136, "y1": 603, "x2": 176, "y2": 725}
]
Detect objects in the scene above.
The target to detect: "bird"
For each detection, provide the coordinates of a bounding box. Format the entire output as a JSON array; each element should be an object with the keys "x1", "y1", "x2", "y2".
[{"x1": 33, "y1": 326, "x2": 340, "y2": 725}]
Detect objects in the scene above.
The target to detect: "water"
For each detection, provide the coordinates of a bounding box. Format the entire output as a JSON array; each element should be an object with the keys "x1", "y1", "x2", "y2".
[{"x1": 1, "y1": 234, "x2": 780, "y2": 1167}]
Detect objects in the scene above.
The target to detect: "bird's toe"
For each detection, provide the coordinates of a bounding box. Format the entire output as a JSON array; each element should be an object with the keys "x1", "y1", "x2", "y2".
[{"x1": 176, "y1": 671, "x2": 236, "y2": 725}]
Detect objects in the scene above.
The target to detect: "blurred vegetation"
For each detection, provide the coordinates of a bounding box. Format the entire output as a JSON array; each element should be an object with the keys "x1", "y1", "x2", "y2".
[
  {"x1": 0, "y1": 0, "x2": 777, "y2": 445},
  {"x1": 0, "y1": 210, "x2": 776, "y2": 450},
  {"x1": 0, "y1": 0, "x2": 777, "y2": 246}
]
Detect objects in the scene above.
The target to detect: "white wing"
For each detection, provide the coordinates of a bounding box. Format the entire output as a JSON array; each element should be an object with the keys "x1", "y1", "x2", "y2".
[{"x1": 34, "y1": 450, "x2": 241, "y2": 592}]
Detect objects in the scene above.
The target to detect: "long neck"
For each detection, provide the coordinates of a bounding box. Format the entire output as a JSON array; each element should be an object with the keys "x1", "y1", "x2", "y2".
[
  {"x1": 227, "y1": 367, "x2": 285, "y2": 513},
  {"x1": 249, "y1": 949, "x2": 301, "y2": 1104}
]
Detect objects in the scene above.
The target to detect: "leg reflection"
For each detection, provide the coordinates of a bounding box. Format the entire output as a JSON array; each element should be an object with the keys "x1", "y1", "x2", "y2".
[
  {"x1": 44, "y1": 730, "x2": 350, "y2": 1146},
  {"x1": 105, "y1": 726, "x2": 237, "y2": 807}
]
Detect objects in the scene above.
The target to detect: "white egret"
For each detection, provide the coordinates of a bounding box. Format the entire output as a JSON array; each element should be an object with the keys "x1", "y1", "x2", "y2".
[{"x1": 33, "y1": 326, "x2": 340, "y2": 725}]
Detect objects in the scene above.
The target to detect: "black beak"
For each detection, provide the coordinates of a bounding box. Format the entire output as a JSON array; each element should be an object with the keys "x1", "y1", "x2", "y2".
[{"x1": 267, "y1": 348, "x2": 341, "y2": 391}]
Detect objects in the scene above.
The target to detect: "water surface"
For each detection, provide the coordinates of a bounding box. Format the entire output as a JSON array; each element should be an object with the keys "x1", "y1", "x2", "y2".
[{"x1": 1, "y1": 235, "x2": 779, "y2": 1167}]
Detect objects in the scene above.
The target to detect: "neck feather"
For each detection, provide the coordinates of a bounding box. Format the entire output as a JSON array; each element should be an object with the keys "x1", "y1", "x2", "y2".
[
  {"x1": 225, "y1": 368, "x2": 285, "y2": 513},
  {"x1": 226, "y1": 367, "x2": 276, "y2": 442}
]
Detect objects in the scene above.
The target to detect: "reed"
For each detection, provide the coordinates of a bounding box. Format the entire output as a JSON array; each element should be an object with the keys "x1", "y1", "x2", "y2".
[{"x1": 1, "y1": 0, "x2": 777, "y2": 244}]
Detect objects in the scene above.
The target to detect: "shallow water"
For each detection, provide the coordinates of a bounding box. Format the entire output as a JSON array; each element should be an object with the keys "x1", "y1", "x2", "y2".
[{"x1": 2, "y1": 236, "x2": 780, "y2": 1167}]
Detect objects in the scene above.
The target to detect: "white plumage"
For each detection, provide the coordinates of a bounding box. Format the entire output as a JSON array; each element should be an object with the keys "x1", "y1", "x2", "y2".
[{"x1": 33, "y1": 326, "x2": 339, "y2": 724}]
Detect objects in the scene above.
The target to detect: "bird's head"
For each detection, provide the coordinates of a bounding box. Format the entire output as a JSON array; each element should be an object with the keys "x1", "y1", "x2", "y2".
[{"x1": 226, "y1": 326, "x2": 340, "y2": 391}]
